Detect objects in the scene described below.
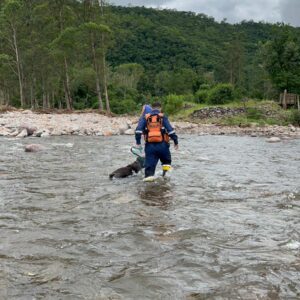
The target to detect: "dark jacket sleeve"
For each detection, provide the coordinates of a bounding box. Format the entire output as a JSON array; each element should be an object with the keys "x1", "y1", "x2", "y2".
[
  {"x1": 163, "y1": 116, "x2": 178, "y2": 145},
  {"x1": 135, "y1": 117, "x2": 146, "y2": 145}
]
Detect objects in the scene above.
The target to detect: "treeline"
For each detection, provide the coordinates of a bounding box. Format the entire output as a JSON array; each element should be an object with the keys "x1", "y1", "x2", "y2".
[{"x1": 0, "y1": 1, "x2": 299, "y2": 113}]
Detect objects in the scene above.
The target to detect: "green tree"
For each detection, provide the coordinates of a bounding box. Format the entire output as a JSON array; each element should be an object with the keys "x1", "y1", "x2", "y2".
[
  {"x1": 0, "y1": 0, "x2": 26, "y2": 107},
  {"x1": 47, "y1": 0, "x2": 77, "y2": 109},
  {"x1": 263, "y1": 25, "x2": 300, "y2": 94},
  {"x1": 219, "y1": 34, "x2": 245, "y2": 87},
  {"x1": 112, "y1": 63, "x2": 144, "y2": 98},
  {"x1": 80, "y1": 22, "x2": 111, "y2": 111}
]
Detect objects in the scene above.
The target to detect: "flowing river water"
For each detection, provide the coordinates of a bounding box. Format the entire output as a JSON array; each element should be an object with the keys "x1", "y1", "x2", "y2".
[{"x1": 0, "y1": 135, "x2": 299, "y2": 300}]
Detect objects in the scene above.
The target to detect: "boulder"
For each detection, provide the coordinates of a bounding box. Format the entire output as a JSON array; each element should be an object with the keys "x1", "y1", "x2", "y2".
[
  {"x1": 22, "y1": 110, "x2": 32, "y2": 114},
  {"x1": 124, "y1": 128, "x2": 135, "y2": 135},
  {"x1": 70, "y1": 125, "x2": 80, "y2": 134},
  {"x1": 35, "y1": 129, "x2": 44, "y2": 137},
  {"x1": 0, "y1": 128, "x2": 10, "y2": 137},
  {"x1": 25, "y1": 144, "x2": 45, "y2": 152},
  {"x1": 10, "y1": 129, "x2": 20, "y2": 137},
  {"x1": 41, "y1": 131, "x2": 50, "y2": 137},
  {"x1": 16, "y1": 129, "x2": 28, "y2": 138},
  {"x1": 119, "y1": 124, "x2": 130, "y2": 135},
  {"x1": 266, "y1": 137, "x2": 281, "y2": 143},
  {"x1": 289, "y1": 125, "x2": 296, "y2": 132},
  {"x1": 20, "y1": 125, "x2": 37, "y2": 136},
  {"x1": 51, "y1": 129, "x2": 62, "y2": 136},
  {"x1": 35, "y1": 129, "x2": 50, "y2": 137}
]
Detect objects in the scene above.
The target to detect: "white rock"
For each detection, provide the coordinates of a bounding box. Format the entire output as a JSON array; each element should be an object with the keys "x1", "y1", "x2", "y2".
[
  {"x1": 51, "y1": 129, "x2": 62, "y2": 136},
  {"x1": 289, "y1": 125, "x2": 296, "y2": 132},
  {"x1": 20, "y1": 125, "x2": 37, "y2": 136},
  {"x1": 124, "y1": 128, "x2": 135, "y2": 135},
  {"x1": 22, "y1": 110, "x2": 32, "y2": 114},
  {"x1": 266, "y1": 137, "x2": 281, "y2": 143},
  {"x1": 119, "y1": 124, "x2": 129, "y2": 134},
  {"x1": 41, "y1": 131, "x2": 50, "y2": 137},
  {"x1": 0, "y1": 128, "x2": 10, "y2": 136},
  {"x1": 35, "y1": 129, "x2": 44, "y2": 137},
  {"x1": 10, "y1": 129, "x2": 20, "y2": 137},
  {"x1": 16, "y1": 129, "x2": 28, "y2": 138},
  {"x1": 70, "y1": 125, "x2": 80, "y2": 133}
]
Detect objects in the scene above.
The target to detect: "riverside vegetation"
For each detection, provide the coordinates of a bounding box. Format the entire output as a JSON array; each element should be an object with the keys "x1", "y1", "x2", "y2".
[{"x1": 0, "y1": 1, "x2": 299, "y2": 126}]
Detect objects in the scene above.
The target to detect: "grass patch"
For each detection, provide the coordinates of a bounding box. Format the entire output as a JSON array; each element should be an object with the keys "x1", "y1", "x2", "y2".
[{"x1": 170, "y1": 99, "x2": 299, "y2": 127}]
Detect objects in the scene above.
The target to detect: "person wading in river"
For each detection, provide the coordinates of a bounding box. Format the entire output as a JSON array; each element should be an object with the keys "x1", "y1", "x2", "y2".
[{"x1": 135, "y1": 102, "x2": 178, "y2": 181}]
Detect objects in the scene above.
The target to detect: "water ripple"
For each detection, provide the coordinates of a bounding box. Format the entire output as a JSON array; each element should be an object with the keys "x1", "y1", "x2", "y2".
[{"x1": 0, "y1": 135, "x2": 299, "y2": 299}]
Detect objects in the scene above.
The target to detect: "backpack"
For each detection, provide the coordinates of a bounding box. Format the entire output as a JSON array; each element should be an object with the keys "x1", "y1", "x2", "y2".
[{"x1": 145, "y1": 113, "x2": 169, "y2": 143}]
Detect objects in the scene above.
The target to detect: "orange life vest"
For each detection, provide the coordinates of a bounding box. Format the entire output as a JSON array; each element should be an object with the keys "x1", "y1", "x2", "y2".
[{"x1": 145, "y1": 113, "x2": 170, "y2": 143}]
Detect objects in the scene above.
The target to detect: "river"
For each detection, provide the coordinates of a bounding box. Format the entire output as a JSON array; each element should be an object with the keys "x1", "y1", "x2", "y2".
[{"x1": 0, "y1": 135, "x2": 299, "y2": 299}]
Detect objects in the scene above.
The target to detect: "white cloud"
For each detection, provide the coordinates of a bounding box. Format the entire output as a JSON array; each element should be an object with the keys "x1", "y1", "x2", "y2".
[
  {"x1": 110, "y1": 0, "x2": 300, "y2": 26},
  {"x1": 279, "y1": 0, "x2": 300, "y2": 26}
]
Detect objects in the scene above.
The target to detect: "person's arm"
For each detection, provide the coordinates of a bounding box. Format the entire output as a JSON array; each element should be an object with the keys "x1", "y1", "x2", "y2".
[
  {"x1": 135, "y1": 117, "x2": 146, "y2": 145},
  {"x1": 163, "y1": 116, "x2": 178, "y2": 147}
]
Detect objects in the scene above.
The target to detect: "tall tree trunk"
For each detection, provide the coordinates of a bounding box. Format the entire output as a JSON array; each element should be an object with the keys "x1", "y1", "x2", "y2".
[
  {"x1": 0, "y1": 89, "x2": 4, "y2": 105},
  {"x1": 91, "y1": 37, "x2": 103, "y2": 110},
  {"x1": 64, "y1": 56, "x2": 72, "y2": 110},
  {"x1": 102, "y1": 53, "x2": 110, "y2": 114},
  {"x1": 33, "y1": 77, "x2": 38, "y2": 108},
  {"x1": 98, "y1": 0, "x2": 104, "y2": 15},
  {"x1": 6, "y1": 90, "x2": 10, "y2": 106},
  {"x1": 42, "y1": 82, "x2": 47, "y2": 109},
  {"x1": 59, "y1": 8, "x2": 72, "y2": 110},
  {"x1": 47, "y1": 93, "x2": 50, "y2": 109},
  {"x1": 51, "y1": 91, "x2": 55, "y2": 109},
  {"x1": 63, "y1": 81, "x2": 69, "y2": 110},
  {"x1": 30, "y1": 84, "x2": 34, "y2": 109},
  {"x1": 12, "y1": 27, "x2": 24, "y2": 107},
  {"x1": 98, "y1": 0, "x2": 110, "y2": 113},
  {"x1": 95, "y1": 75, "x2": 103, "y2": 111}
]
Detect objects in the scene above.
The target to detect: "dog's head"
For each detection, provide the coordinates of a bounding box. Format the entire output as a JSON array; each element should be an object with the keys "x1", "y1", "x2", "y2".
[{"x1": 128, "y1": 160, "x2": 142, "y2": 173}]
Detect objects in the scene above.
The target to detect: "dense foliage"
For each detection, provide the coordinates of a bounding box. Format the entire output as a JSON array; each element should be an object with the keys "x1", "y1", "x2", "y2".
[{"x1": 0, "y1": 0, "x2": 299, "y2": 113}]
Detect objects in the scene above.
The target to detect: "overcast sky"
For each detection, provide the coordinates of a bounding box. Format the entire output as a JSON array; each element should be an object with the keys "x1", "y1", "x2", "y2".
[{"x1": 110, "y1": 0, "x2": 300, "y2": 27}]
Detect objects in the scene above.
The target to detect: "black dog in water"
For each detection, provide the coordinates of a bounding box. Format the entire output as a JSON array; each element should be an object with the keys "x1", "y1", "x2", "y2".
[{"x1": 109, "y1": 157, "x2": 145, "y2": 179}]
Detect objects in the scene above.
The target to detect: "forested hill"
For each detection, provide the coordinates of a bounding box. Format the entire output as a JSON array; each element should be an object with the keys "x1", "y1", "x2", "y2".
[
  {"x1": 109, "y1": 6, "x2": 273, "y2": 71},
  {"x1": 0, "y1": 1, "x2": 299, "y2": 113}
]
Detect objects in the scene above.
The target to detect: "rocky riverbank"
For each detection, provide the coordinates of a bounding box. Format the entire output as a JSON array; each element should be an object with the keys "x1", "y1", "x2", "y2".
[
  {"x1": 0, "y1": 110, "x2": 299, "y2": 139},
  {"x1": 191, "y1": 107, "x2": 246, "y2": 119}
]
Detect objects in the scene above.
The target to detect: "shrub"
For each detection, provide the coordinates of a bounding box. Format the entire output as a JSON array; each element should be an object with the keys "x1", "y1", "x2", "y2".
[
  {"x1": 198, "y1": 83, "x2": 210, "y2": 90},
  {"x1": 246, "y1": 107, "x2": 263, "y2": 120},
  {"x1": 208, "y1": 83, "x2": 234, "y2": 105},
  {"x1": 110, "y1": 98, "x2": 138, "y2": 114},
  {"x1": 181, "y1": 94, "x2": 195, "y2": 103},
  {"x1": 195, "y1": 89, "x2": 209, "y2": 103},
  {"x1": 288, "y1": 109, "x2": 300, "y2": 126},
  {"x1": 164, "y1": 94, "x2": 184, "y2": 115}
]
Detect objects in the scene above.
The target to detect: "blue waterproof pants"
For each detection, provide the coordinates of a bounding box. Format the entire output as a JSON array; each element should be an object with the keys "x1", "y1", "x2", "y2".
[{"x1": 144, "y1": 142, "x2": 171, "y2": 177}]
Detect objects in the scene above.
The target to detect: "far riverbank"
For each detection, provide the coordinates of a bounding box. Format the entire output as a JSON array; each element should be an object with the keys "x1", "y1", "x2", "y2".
[{"x1": 0, "y1": 110, "x2": 299, "y2": 139}]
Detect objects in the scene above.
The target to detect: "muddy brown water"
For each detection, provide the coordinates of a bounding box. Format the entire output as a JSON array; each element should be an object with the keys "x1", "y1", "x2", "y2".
[{"x1": 0, "y1": 135, "x2": 299, "y2": 300}]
